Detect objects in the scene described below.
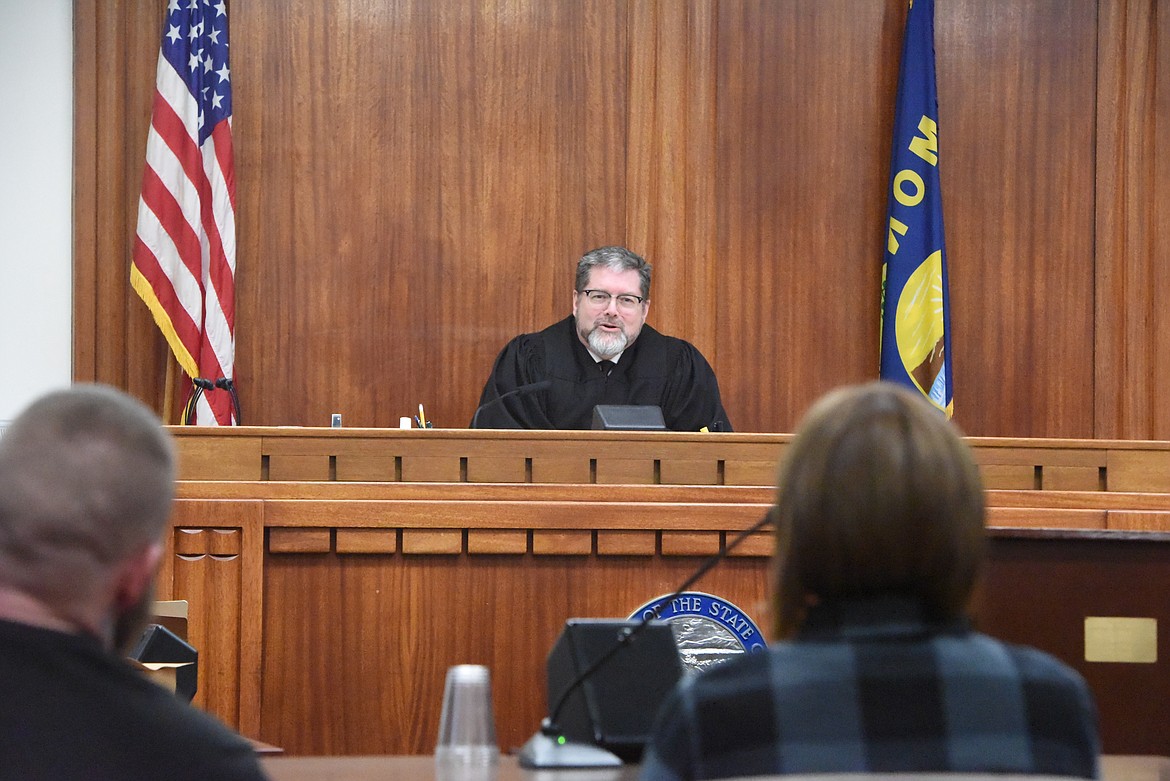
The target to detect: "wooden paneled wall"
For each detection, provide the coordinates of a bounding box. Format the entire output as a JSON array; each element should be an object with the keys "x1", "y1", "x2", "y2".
[{"x1": 73, "y1": 0, "x2": 1170, "y2": 436}]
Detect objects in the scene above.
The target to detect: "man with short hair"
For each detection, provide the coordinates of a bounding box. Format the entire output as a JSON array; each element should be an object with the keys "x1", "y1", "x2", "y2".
[
  {"x1": 472, "y1": 246, "x2": 732, "y2": 431},
  {"x1": 641, "y1": 382, "x2": 1099, "y2": 780},
  {"x1": 0, "y1": 384, "x2": 267, "y2": 780}
]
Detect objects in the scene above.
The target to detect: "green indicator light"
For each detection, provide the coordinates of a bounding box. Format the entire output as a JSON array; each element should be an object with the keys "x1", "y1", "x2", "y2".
[{"x1": 557, "y1": 736, "x2": 566, "y2": 746}]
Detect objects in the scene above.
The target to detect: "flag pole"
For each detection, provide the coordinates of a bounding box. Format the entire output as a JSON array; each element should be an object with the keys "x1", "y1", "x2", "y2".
[{"x1": 163, "y1": 350, "x2": 177, "y2": 425}]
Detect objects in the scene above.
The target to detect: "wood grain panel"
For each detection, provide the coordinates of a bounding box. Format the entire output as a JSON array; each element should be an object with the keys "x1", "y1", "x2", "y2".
[
  {"x1": 626, "y1": 1, "x2": 720, "y2": 365},
  {"x1": 259, "y1": 498, "x2": 768, "y2": 532},
  {"x1": 1105, "y1": 511, "x2": 1170, "y2": 533},
  {"x1": 268, "y1": 455, "x2": 330, "y2": 482},
  {"x1": 971, "y1": 443, "x2": 1107, "y2": 467},
  {"x1": 532, "y1": 530, "x2": 592, "y2": 555},
  {"x1": 73, "y1": 1, "x2": 187, "y2": 418},
  {"x1": 172, "y1": 545, "x2": 243, "y2": 730},
  {"x1": 1107, "y1": 449, "x2": 1170, "y2": 492},
  {"x1": 531, "y1": 456, "x2": 592, "y2": 484},
  {"x1": 1042, "y1": 466, "x2": 1102, "y2": 492},
  {"x1": 942, "y1": 0, "x2": 1097, "y2": 437},
  {"x1": 714, "y1": 1, "x2": 894, "y2": 433},
  {"x1": 597, "y1": 530, "x2": 656, "y2": 556},
  {"x1": 986, "y1": 507, "x2": 1107, "y2": 530},
  {"x1": 725, "y1": 460, "x2": 779, "y2": 486},
  {"x1": 726, "y1": 530, "x2": 772, "y2": 558},
  {"x1": 172, "y1": 429, "x2": 1170, "y2": 502},
  {"x1": 401, "y1": 457, "x2": 461, "y2": 483},
  {"x1": 72, "y1": 0, "x2": 98, "y2": 384},
  {"x1": 208, "y1": 529, "x2": 243, "y2": 556},
  {"x1": 236, "y1": 0, "x2": 630, "y2": 432},
  {"x1": 980, "y1": 464, "x2": 1039, "y2": 491},
  {"x1": 401, "y1": 529, "x2": 463, "y2": 555},
  {"x1": 180, "y1": 477, "x2": 772, "y2": 507},
  {"x1": 257, "y1": 552, "x2": 348, "y2": 754},
  {"x1": 72, "y1": 0, "x2": 1170, "y2": 438},
  {"x1": 467, "y1": 530, "x2": 528, "y2": 555},
  {"x1": 175, "y1": 435, "x2": 263, "y2": 481},
  {"x1": 257, "y1": 552, "x2": 767, "y2": 755},
  {"x1": 174, "y1": 528, "x2": 212, "y2": 556},
  {"x1": 335, "y1": 528, "x2": 398, "y2": 554},
  {"x1": 335, "y1": 455, "x2": 396, "y2": 482},
  {"x1": 988, "y1": 489, "x2": 1170, "y2": 513},
  {"x1": 269, "y1": 528, "x2": 331, "y2": 554},
  {"x1": 466, "y1": 456, "x2": 527, "y2": 484},
  {"x1": 661, "y1": 530, "x2": 720, "y2": 556},
  {"x1": 660, "y1": 458, "x2": 720, "y2": 485},
  {"x1": 981, "y1": 535, "x2": 1170, "y2": 753},
  {"x1": 595, "y1": 457, "x2": 656, "y2": 484},
  {"x1": 167, "y1": 500, "x2": 266, "y2": 735},
  {"x1": 1094, "y1": 0, "x2": 1170, "y2": 440}
]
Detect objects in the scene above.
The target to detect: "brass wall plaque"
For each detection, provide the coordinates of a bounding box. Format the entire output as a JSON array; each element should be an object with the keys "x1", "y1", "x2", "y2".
[{"x1": 1084, "y1": 617, "x2": 1157, "y2": 663}]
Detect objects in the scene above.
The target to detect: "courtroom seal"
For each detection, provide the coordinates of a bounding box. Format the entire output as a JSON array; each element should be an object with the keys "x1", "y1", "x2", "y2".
[{"x1": 629, "y1": 591, "x2": 765, "y2": 673}]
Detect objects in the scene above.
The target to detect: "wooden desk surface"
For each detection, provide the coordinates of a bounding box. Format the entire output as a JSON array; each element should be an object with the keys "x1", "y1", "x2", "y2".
[
  {"x1": 259, "y1": 755, "x2": 1170, "y2": 781},
  {"x1": 1099, "y1": 756, "x2": 1170, "y2": 781},
  {"x1": 260, "y1": 754, "x2": 637, "y2": 781}
]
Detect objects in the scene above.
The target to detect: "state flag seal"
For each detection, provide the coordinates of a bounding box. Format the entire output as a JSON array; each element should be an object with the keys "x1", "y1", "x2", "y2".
[{"x1": 629, "y1": 591, "x2": 765, "y2": 673}]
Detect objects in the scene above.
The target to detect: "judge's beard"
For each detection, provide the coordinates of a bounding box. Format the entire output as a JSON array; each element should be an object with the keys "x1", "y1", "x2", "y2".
[
  {"x1": 586, "y1": 325, "x2": 628, "y2": 359},
  {"x1": 113, "y1": 582, "x2": 156, "y2": 655}
]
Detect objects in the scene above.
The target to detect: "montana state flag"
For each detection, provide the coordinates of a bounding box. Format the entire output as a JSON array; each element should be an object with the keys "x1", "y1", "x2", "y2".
[{"x1": 879, "y1": 0, "x2": 953, "y2": 416}]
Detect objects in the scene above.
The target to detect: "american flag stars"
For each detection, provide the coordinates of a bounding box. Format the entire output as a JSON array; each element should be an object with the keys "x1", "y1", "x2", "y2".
[{"x1": 161, "y1": 0, "x2": 231, "y2": 141}]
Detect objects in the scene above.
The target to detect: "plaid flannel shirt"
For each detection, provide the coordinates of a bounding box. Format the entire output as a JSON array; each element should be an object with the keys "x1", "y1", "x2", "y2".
[{"x1": 640, "y1": 596, "x2": 1099, "y2": 780}]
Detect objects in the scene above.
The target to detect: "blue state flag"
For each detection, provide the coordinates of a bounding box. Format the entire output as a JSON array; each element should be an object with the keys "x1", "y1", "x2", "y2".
[{"x1": 879, "y1": 0, "x2": 953, "y2": 416}]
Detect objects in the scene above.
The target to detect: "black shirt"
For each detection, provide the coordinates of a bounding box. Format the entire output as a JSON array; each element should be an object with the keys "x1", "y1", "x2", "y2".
[
  {"x1": 472, "y1": 316, "x2": 732, "y2": 431},
  {"x1": 0, "y1": 618, "x2": 267, "y2": 781}
]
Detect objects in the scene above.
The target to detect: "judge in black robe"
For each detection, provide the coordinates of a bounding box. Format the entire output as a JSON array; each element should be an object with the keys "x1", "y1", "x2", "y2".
[{"x1": 472, "y1": 315, "x2": 732, "y2": 431}]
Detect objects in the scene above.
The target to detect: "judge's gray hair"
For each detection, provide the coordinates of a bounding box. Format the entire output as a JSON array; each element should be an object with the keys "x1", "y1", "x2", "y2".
[
  {"x1": 0, "y1": 384, "x2": 175, "y2": 608},
  {"x1": 576, "y1": 246, "x2": 652, "y2": 300}
]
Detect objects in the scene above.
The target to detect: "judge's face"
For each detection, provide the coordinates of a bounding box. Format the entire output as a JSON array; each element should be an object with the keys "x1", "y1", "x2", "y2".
[{"x1": 573, "y1": 267, "x2": 649, "y2": 359}]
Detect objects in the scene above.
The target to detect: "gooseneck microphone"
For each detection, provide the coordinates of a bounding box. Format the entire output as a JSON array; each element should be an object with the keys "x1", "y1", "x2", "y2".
[
  {"x1": 518, "y1": 507, "x2": 777, "y2": 768},
  {"x1": 183, "y1": 378, "x2": 214, "y2": 425},
  {"x1": 183, "y1": 377, "x2": 241, "y2": 425},
  {"x1": 215, "y1": 377, "x2": 242, "y2": 424},
  {"x1": 469, "y1": 380, "x2": 552, "y2": 428}
]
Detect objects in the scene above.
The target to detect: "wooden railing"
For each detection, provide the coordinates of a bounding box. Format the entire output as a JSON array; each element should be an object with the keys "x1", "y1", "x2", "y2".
[{"x1": 161, "y1": 428, "x2": 1170, "y2": 756}]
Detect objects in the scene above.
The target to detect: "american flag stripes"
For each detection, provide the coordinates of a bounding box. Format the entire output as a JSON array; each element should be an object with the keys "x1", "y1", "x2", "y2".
[{"x1": 131, "y1": 0, "x2": 236, "y2": 425}]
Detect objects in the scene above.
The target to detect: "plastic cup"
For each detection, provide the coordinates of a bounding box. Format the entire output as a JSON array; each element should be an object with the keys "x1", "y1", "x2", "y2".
[{"x1": 435, "y1": 664, "x2": 500, "y2": 767}]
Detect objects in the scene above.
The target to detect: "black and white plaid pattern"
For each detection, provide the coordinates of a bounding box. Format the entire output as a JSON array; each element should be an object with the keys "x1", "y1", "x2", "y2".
[{"x1": 641, "y1": 597, "x2": 1099, "y2": 780}]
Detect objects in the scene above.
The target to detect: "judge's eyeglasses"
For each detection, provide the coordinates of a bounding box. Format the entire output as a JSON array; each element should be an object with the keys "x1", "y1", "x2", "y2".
[{"x1": 578, "y1": 289, "x2": 646, "y2": 312}]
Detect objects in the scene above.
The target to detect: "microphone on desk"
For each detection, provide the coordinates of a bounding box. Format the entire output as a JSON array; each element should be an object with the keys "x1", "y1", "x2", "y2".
[
  {"x1": 469, "y1": 380, "x2": 552, "y2": 428},
  {"x1": 517, "y1": 507, "x2": 777, "y2": 769},
  {"x1": 184, "y1": 377, "x2": 241, "y2": 425},
  {"x1": 215, "y1": 377, "x2": 242, "y2": 424},
  {"x1": 183, "y1": 378, "x2": 215, "y2": 425}
]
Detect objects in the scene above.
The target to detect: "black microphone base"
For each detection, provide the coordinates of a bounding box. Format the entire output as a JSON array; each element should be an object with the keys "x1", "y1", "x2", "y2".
[{"x1": 516, "y1": 732, "x2": 623, "y2": 769}]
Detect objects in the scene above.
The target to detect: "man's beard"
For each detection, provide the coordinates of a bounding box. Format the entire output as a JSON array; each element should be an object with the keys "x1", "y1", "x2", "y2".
[
  {"x1": 586, "y1": 323, "x2": 628, "y2": 359},
  {"x1": 113, "y1": 582, "x2": 156, "y2": 655}
]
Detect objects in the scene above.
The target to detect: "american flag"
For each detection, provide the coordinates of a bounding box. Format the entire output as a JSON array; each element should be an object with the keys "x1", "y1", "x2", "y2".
[{"x1": 131, "y1": 0, "x2": 237, "y2": 425}]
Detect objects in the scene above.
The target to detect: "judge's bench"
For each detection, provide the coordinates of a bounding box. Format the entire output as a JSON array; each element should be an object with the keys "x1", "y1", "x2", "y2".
[{"x1": 160, "y1": 427, "x2": 1170, "y2": 756}]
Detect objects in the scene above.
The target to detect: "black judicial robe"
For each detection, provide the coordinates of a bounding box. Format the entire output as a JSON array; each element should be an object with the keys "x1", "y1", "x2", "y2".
[{"x1": 472, "y1": 316, "x2": 732, "y2": 431}]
